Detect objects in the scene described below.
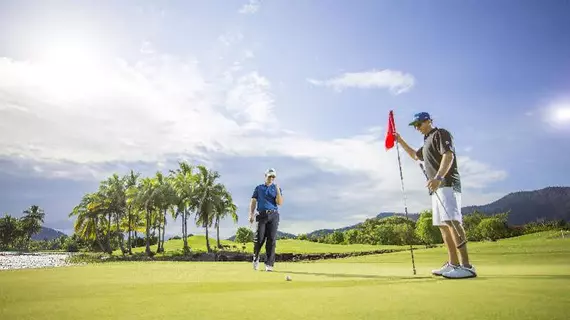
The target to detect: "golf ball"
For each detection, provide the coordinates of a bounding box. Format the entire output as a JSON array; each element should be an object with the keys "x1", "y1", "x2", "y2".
[{"x1": 285, "y1": 275, "x2": 292, "y2": 281}]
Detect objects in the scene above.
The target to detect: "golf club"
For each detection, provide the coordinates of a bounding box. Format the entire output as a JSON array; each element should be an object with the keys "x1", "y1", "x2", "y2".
[{"x1": 418, "y1": 162, "x2": 467, "y2": 249}]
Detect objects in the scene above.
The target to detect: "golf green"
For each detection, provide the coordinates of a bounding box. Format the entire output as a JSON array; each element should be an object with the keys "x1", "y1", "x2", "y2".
[{"x1": 1, "y1": 231, "x2": 569, "y2": 320}]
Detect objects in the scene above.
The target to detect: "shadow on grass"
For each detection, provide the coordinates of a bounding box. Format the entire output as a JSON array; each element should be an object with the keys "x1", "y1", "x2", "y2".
[{"x1": 273, "y1": 270, "x2": 433, "y2": 281}]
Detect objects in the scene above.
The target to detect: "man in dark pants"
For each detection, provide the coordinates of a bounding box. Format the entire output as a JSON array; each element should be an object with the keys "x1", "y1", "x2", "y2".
[
  {"x1": 249, "y1": 168, "x2": 283, "y2": 271},
  {"x1": 396, "y1": 112, "x2": 477, "y2": 279}
]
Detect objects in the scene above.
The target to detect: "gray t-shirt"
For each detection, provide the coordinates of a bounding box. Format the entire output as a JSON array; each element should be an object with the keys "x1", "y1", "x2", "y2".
[{"x1": 415, "y1": 127, "x2": 461, "y2": 193}]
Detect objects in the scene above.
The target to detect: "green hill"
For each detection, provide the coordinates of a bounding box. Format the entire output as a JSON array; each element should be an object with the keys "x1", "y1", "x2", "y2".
[
  {"x1": 120, "y1": 235, "x2": 402, "y2": 255},
  {"x1": 31, "y1": 226, "x2": 67, "y2": 241},
  {"x1": 226, "y1": 230, "x2": 296, "y2": 241},
  {"x1": 462, "y1": 186, "x2": 570, "y2": 224},
  {"x1": 305, "y1": 186, "x2": 570, "y2": 238}
]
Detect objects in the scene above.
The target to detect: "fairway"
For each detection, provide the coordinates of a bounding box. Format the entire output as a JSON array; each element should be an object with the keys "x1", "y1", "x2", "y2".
[{"x1": 1, "y1": 232, "x2": 569, "y2": 320}]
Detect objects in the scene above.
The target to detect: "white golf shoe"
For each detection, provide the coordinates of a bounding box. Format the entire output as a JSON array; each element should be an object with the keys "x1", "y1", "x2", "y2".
[
  {"x1": 265, "y1": 265, "x2": 273, "y2": 272},
  {"x1": 431, "y1": 262, "x2": 455, "y2": 276},
  {"x1": 252, "y1": 257, "x2": 259, "y2": 270},
  {"x1": 442, "y1": 265, "x2": 477, "y2": 279},
  {"x1": 431, "y1": 262, "x2": 456, "y2": 276}
]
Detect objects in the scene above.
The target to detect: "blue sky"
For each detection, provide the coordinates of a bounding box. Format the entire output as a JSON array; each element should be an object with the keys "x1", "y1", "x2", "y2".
[{"x1": 0, "y1": 0, "x2": 569, "y2": 238}]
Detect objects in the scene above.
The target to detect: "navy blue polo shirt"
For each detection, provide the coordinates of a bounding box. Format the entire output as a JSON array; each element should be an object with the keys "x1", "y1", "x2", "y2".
[{"x1": 251, "y1": 183, "x2": 282, "y2": 211}]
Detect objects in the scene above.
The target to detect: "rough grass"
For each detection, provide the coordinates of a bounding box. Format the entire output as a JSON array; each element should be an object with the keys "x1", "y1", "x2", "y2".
[{"x1": 1, "y1": 231, "x2": 569, "y2": 320}]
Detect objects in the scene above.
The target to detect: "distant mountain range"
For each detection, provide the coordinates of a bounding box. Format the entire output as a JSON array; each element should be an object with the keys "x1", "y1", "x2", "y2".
[
  {"x1": 289, "y1": 186, "x2": 570, "y2": 238},
  {"x1": 461, "y1": 186, "x2": 570, "y2": 225},
  {"x1": 31, "y1": 227, "x2": 67, "y2": 241},
  {"x1": 304, "y1": 212, "x2": 421, "y2": 238}
]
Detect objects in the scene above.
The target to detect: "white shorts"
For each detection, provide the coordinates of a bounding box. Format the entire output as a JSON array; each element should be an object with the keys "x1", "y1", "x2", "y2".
[{"x1": 431, "y1": 187, "x2": 462, "y2": 226}]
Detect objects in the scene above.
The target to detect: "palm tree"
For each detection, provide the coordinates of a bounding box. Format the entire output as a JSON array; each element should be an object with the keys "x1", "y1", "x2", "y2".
[
  {"x1": 194, "y1": 165, "x2": 225, "y2": 253},
  {"x1": 91, "y1": 180, "x2": 115, "y2": 253},
  {"x1": 135, "y1": 177, "x2": 160, "y2": 256},
  {"x1": 66, "y1": 161, "x2": 238, "y2": 256},
  {"x1": 214, "y1": 185, "x2": 238, "y2": 249},
  {"x1": 126, "y1": 182, "x2": 148, "y2": 248},
  {"x1": 169, "y1": 161, "x2": 198, "y2": 254},
  {"x1": 100, "y1": 173, "x2": 128, "y2": 255},
  {"x1": 21, "y1": 205, "x2": 45, "y2": 249},
  {"x1": 0, "y1": 214, "x2": 22, "y2": 250},
  {"x1": 154, "y1": 171, "x2": 177, "y2": 253},
  {"x1": 124, "y1": 170, "x2": 141, "y2": 254},
  {"x1": 69, "y1": 193, "x2": 109, "y2": 252}
]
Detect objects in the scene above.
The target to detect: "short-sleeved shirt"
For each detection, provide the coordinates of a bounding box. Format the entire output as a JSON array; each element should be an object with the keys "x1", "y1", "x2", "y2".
[
  {"x1": 251, "y1": 183, "x2": 282, "y2": 211},
  {"x1": 415, "y1": 127, "x2": 461, "y2": 193}
]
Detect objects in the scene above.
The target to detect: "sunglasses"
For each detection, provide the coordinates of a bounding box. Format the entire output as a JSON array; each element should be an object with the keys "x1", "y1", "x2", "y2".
[{"x1": 413, "y1": 120, "x2": 427, "y2": 128}]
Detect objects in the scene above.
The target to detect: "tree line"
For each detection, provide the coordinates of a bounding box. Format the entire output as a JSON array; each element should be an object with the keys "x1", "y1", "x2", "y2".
[
  {"x1": 0, "y1": 205, "x2": 46, "y2": 251},
  {"x1": 1, "y1": 161, "x2": 240, "y2": 255},
  {"x1": 68, "y1": 161, "x2": 239, "y2": 256},
  {"x1": 277, "y1": 210, "x2": 568, "y2": 247},
  {"x1": 3, "y1": 174, "x2": 568, "y2": 254},
  {"x1": 1, "y1": 205, "x2": 91, "y2": 252}
]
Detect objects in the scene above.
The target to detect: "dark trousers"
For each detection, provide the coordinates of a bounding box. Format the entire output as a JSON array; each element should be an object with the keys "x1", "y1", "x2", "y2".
[{"x1": 253, "y1": 211, "x2": 280, "y2": 266}]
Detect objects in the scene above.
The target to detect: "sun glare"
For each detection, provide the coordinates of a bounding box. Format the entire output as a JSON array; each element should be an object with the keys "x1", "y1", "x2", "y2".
[
  {"x1": 43, "y1": 44, "x2": 94, "y2": 68},
  {"x1": 553, "y1": 107, "x2": 570, "y2": 122},
  {"x1": 40, "y1": 40, "x2": 100, "y2": 70},
  {"x1": 36, "y1": 40, "x2": 105, "y2": 98},
  {"x1": 544, "y1": 101, "x2": 570, "y2": 130}
]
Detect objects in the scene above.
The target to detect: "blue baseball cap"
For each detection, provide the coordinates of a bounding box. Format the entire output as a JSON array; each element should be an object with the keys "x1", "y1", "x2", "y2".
[{"x1": 408, "y1": 112, "x2": 432, "y2": 126}]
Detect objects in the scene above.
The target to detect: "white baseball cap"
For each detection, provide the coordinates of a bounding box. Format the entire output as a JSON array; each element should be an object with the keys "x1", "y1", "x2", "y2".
[{"x1": 265, "y1": 168, "x2": 277, "y2": 177}]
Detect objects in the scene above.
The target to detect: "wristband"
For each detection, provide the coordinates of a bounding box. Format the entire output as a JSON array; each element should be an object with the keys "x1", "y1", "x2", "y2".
[{"x1": 435, "y1": 175, "x2": 444, "y2": 181}]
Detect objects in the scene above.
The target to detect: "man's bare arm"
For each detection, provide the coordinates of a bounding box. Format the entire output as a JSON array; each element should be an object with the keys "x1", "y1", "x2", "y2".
[
  {"x1": 436, "y1": 151, "x2": 454, "y2": 178},
  {"x1": 249, "y1": 198, "x2": 257, "y2": 216},
  {"x1": 396, "y1": 134, "x2": 419, "y2": 161}
]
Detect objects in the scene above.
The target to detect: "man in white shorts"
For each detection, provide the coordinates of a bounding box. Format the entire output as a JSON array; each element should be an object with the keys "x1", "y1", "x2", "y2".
[{"x1": 396, "y1": 112, "x2": 477, "y2": 279}]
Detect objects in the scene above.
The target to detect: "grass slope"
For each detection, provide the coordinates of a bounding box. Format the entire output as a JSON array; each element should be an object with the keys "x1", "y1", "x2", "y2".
[
  {"x1": 121, "y1": 235, "x2": 402, "y2": 255},
  {"x1": 1, "y1": 231, "x2": 569, "y2": 320}
]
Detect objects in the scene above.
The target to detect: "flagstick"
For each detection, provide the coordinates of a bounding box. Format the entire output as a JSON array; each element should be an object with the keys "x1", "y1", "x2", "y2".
[{"x1": 392, "y1": 122, "x2": 417, "y2": 275}]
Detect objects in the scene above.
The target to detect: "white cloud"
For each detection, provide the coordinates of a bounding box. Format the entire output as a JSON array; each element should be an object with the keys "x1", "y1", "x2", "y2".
[
  {"x1": 238, "y1": 0, "x2": 260, "y2": 14},
  {"x1": 196, "y1": 127, "x2": 507, "y2": 230},
  {"x1": 307, "y1": 69, "x2": 416, "y2": 95},
  {"x1": 140, "y1": 41, "x2": 155, "y2": 54},
  {"x1": 225, "y1": 72, "x2": 277, "y2": 130},
  {"x1": 218, "y1": 32, "x2": 244, "y2": 47},
  {"x1": 0, "y1": 55, "x2": 265, "y2": 164},
  {"x1": 273, "y1": 135, "x2": 506, "y2": 207},
  {"x1": 0, "y1": 49, "x2": 507, "y2": 236},
  {"x1": 243, "y1": 50, "x2": 255, "y2": 59}
]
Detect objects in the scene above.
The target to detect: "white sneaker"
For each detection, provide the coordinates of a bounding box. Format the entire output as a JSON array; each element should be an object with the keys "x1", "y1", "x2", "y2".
[
  {"x1": 431, "y1": 262, "x2": 456, "y2": 276},
  {"x1": 442, "y1": 265, "x2": 477, "y2": 279},
  {"x1": 253, "y1": 257, "x2": 259, "y2": 270},
  {"x1": 265, "y1": 265, "x2": 273, "y2": 272}
]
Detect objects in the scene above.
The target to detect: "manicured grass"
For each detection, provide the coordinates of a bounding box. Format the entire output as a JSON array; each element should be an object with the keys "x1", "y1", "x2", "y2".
[
  {"x1": 121, "y1": 235, "x2": 403, "y2": 255},
  {"x1": 1, "y1": 231, "x2": 569, "y2": 320}
]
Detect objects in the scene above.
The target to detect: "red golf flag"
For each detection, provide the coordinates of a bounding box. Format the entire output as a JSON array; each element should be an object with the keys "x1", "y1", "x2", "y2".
[{"x1": 385, "y1": 110, "x2": 397, "y2": 150}]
